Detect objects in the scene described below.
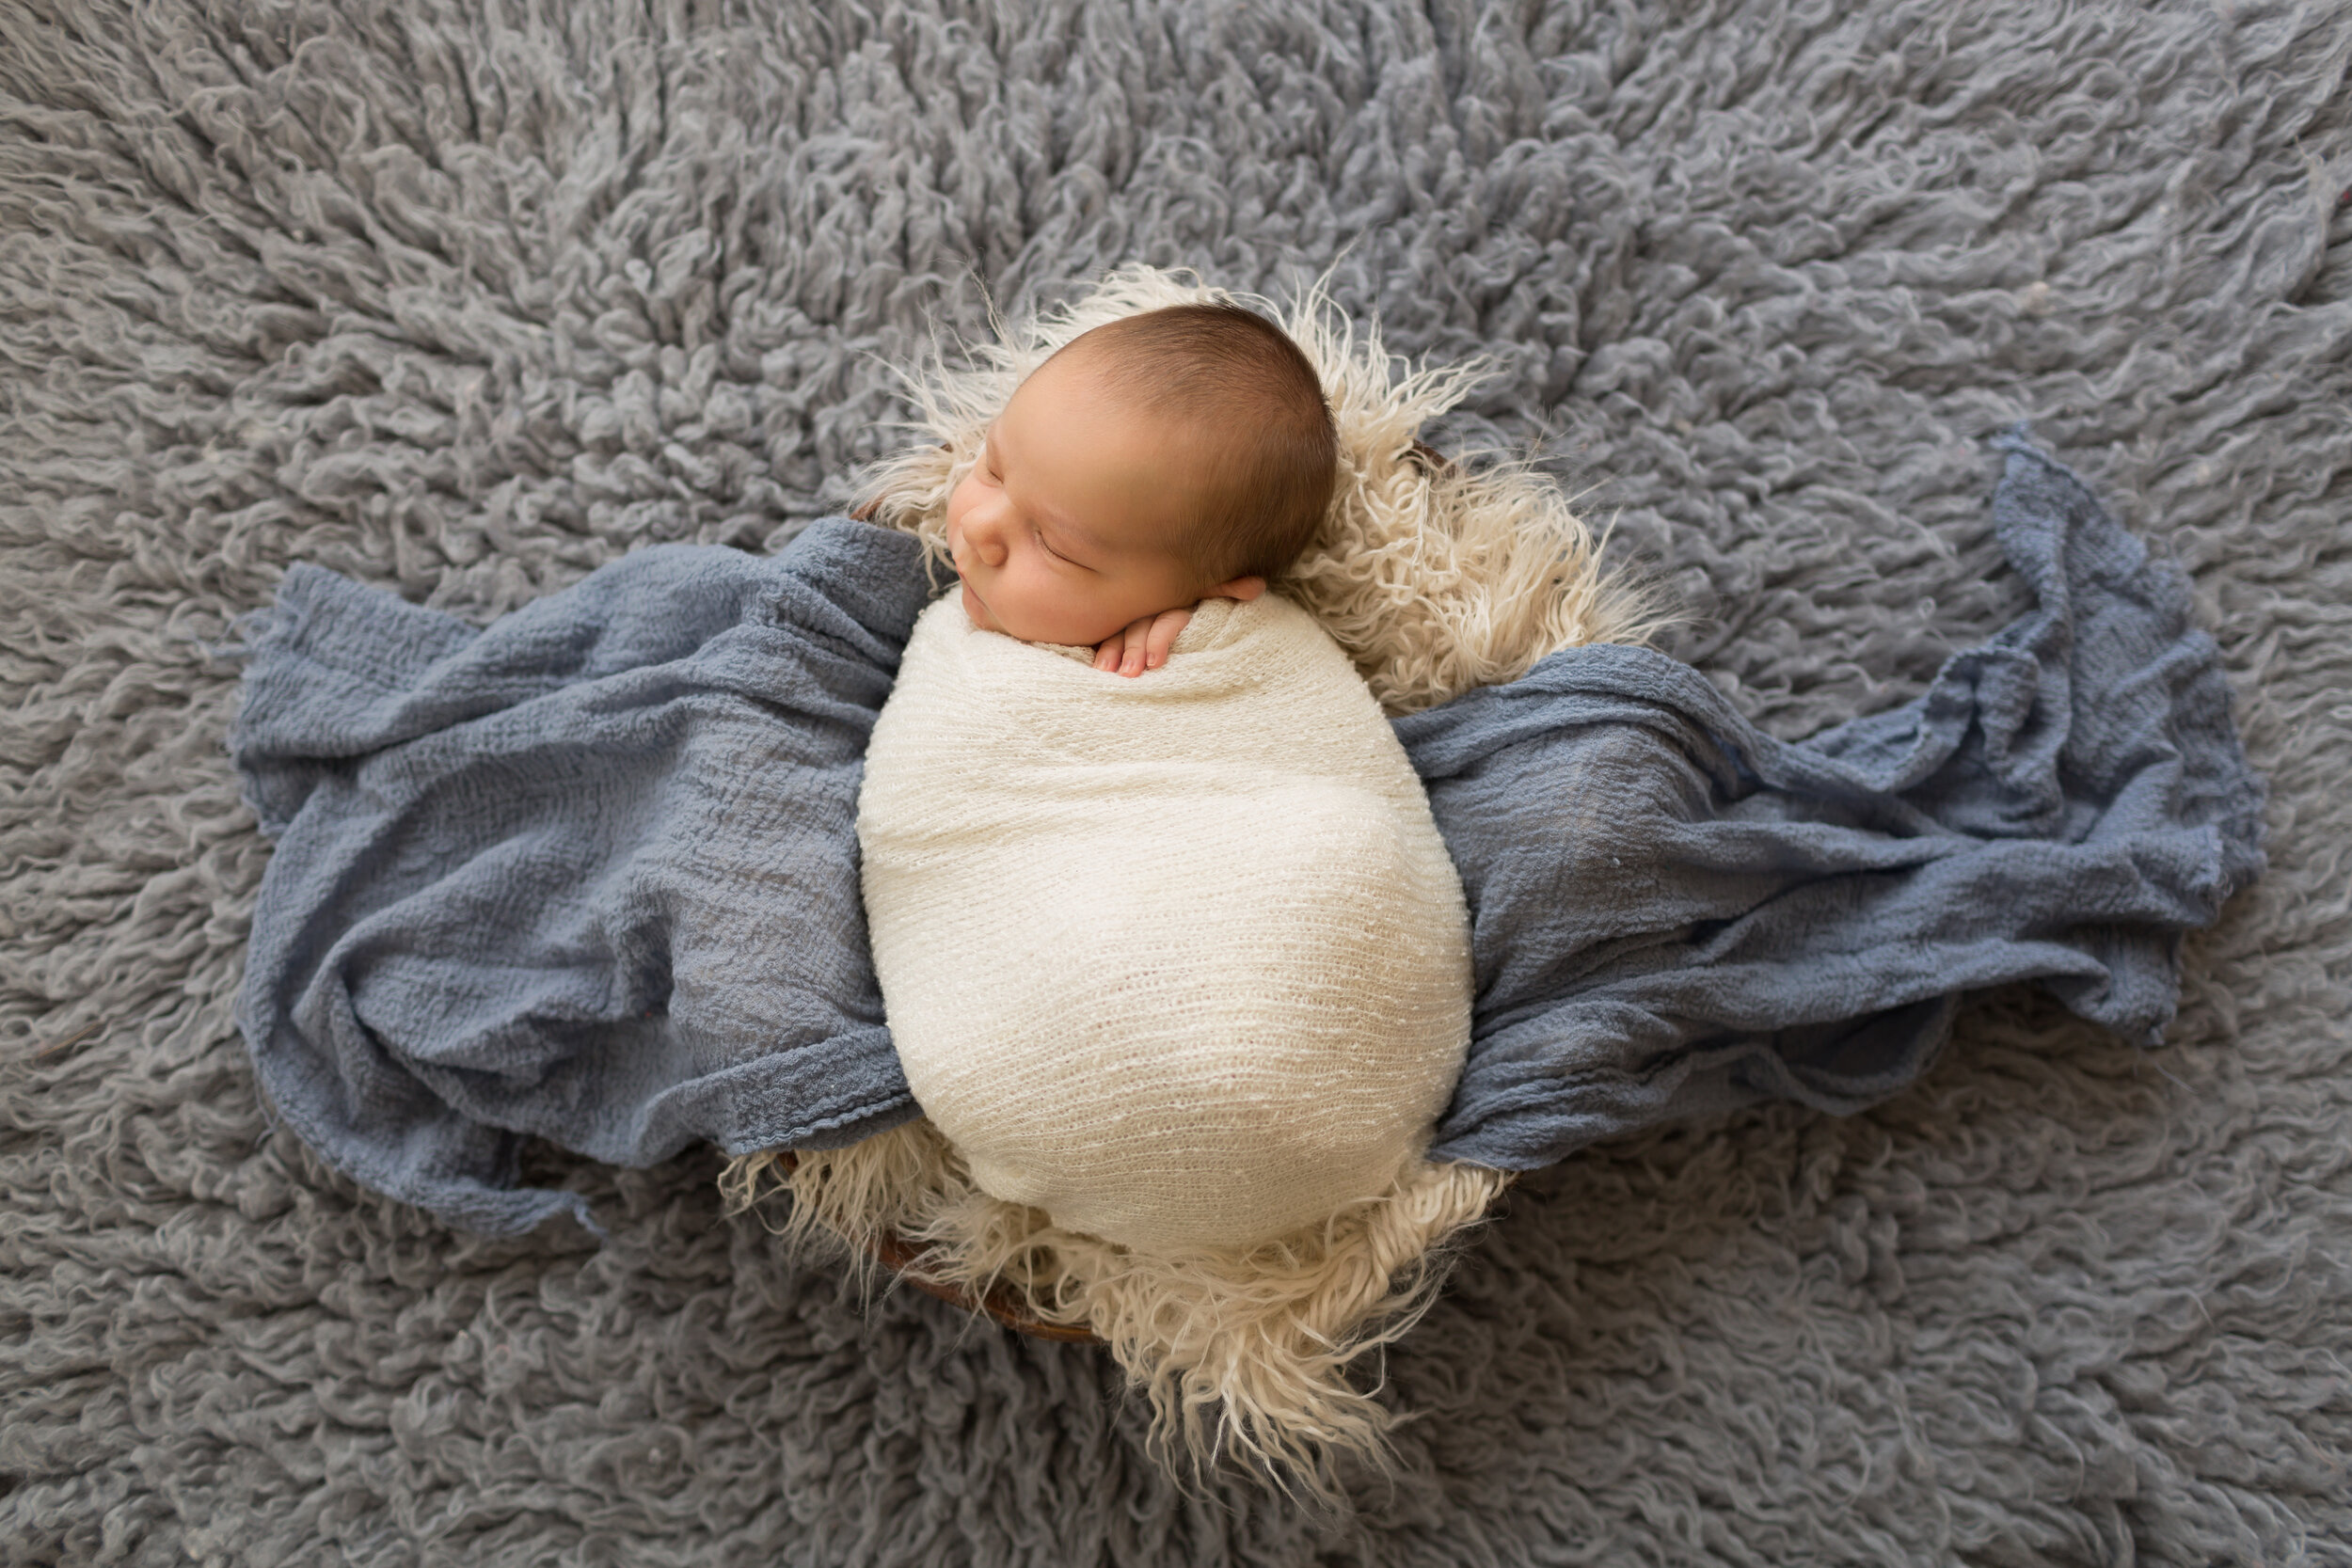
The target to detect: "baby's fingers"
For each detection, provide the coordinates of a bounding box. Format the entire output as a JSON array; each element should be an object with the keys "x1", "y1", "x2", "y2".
[
  {"x1": 1092, "y1": 609, "x2": 1192, "y2": 677},
  {"x1": 1092, "y1": 619, "x2": 1150, "y2": 676},
  {"x1": 1143, "y1": 607, "x2": 1192, "y2": 670},
  {"x1": 1116, "y1": 616, "x2": 1155, "y2": 676}
]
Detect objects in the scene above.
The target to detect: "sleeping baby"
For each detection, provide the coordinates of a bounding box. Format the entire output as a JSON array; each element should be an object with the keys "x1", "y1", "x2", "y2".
[
  {"x1": 938, "y1": 300, "x2": 1315, "y2": 677},
  {"x1": 860, "y1": 303, "x2": 1480, "y2": 1248},
  {"x1": 842, "y1": 301, "x2": 1510, "y2": 1478}
]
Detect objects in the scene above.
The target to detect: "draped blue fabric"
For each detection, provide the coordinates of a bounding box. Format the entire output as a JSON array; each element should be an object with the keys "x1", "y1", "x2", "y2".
[{"x1": 232, "y1": 436, "x2": 2262, "y2": 1234}]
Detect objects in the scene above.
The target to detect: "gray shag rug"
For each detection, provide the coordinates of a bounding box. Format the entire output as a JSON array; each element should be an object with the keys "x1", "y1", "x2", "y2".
[{"x1": 5, "y1": 1, "x2": 2350, "y2": 1561}]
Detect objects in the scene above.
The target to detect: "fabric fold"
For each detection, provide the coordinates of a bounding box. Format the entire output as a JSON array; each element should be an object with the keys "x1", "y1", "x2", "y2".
[
  {"x1": 1400, "y1": 432, "x2": 2265, "y2": 1170},
  {"x1": 232, "y1": 521, "x2": 933, "y2": 1234}
]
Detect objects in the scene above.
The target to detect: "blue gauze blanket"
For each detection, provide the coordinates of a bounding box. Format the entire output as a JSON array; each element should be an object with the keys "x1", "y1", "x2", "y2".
[{"x1": 231, "y1": 436, "x2": 2265, "y2": 1235}]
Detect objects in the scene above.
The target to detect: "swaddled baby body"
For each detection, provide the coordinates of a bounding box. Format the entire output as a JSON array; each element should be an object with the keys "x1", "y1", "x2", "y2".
[
  {"x1": 861, "y1": 305, "x2": 1475, "y2": 1252},
  {"x1": 863, "y1": 591, "x2": 1473, "y2": 1252}
]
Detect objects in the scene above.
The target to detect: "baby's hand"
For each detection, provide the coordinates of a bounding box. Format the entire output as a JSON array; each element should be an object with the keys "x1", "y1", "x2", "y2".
[{"x1": 1092, "y1": 607, "x2": 1193, "y2": 677}]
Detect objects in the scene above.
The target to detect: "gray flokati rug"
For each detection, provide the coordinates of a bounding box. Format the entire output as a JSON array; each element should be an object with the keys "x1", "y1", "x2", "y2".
[{"x1": 4, "y1": 0, "x2": 2348, "y2": 1561}]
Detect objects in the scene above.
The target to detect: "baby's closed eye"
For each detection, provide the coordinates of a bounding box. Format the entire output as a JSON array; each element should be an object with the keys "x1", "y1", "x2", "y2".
[{"x1": 1035, "y1": 529, "x2": 1083, "y2": 568}]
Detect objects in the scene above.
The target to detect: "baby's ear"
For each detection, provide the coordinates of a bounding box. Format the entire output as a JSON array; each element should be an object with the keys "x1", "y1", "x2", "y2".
[{"x1": 1210, "y1": 575, "x2": 1266, "y2": 602}]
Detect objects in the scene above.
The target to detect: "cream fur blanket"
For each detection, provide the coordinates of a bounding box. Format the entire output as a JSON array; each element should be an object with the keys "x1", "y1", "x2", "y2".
[{"x1": 857, "y1": 592, "x2": 1472, "y2": 1255}]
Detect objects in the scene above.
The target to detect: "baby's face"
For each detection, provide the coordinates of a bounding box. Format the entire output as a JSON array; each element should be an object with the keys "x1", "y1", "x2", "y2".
[{"x1": 945, "y1": 355, "x2": 1241, "y2": 647}]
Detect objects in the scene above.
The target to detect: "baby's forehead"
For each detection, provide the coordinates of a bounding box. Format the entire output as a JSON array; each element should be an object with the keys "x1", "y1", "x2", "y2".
[{"x1": 1018, "y1": 347, "x2": 1248, "y2": 449}]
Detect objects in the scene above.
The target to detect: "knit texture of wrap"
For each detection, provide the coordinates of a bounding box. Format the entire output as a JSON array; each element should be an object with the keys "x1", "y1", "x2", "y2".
[{"x1": 859, "y1": 592, "x2": 1474, "y2": 1257}]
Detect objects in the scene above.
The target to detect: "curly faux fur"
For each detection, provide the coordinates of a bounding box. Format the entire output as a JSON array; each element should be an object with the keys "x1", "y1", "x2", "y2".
[{"x1": 724, "y1": 1132, "x2": 1509, "y2": 1498}]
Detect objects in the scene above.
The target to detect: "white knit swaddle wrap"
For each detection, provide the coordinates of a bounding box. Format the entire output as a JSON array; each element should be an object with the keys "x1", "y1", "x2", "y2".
[{"x1": 857, "y1": 593, "x2": 1472, "y2": 1255}]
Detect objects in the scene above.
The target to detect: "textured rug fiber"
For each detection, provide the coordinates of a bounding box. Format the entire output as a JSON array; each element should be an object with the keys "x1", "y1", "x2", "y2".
[{"x1": 5, "y1": 0, "x2": 2349, "y2": 1561}]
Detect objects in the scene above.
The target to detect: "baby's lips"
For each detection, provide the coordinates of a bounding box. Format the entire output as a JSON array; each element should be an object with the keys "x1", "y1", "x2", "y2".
[{"x1": 957, "y1": 578, "x2": 995, "y2": 632}]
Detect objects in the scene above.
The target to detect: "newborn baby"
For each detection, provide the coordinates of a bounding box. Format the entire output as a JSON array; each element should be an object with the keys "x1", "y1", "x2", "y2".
[
  {"x1": 941, "y1": 301, "x2": 1327, "y2": 675},
  {"x1": 857, "y1": 304, "x2": 1479, "y2": 1254}
]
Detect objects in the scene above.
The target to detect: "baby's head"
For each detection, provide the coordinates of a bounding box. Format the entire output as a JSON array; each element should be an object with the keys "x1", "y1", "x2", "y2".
[{"x1": 945, "y1": 304, "x2": 1338, "y2": 646}]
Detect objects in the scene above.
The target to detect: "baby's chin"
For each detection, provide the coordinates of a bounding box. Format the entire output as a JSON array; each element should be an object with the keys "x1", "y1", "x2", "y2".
[{"x1": 959, "y1": 581, "x2": 1115, "y2": 648}]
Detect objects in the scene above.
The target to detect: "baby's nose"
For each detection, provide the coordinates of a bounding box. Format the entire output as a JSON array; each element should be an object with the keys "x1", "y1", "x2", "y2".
[{"x1": 965, "y1": 511, "x2": 1010, "y2": 568}]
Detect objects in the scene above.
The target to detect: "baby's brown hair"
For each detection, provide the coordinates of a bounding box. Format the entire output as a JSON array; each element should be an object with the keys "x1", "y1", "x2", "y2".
[{"x1": 1050, "y1": 303, "x2": 1338, "y2": 583}]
